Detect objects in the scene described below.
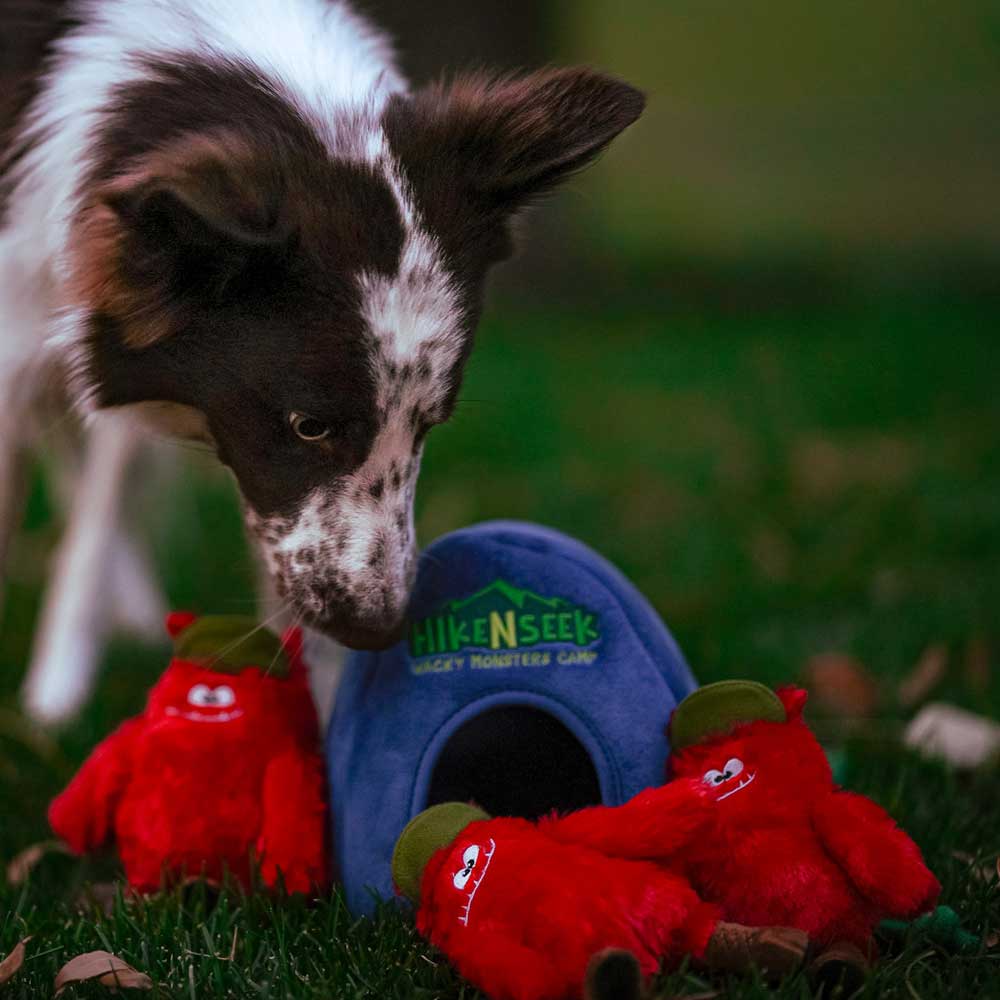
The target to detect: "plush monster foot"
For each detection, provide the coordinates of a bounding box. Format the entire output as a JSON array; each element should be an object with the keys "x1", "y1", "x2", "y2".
[
  {"x1": 702, "y1": 921, "x2": 810, "y2": 979},
  {"x1": 584, "y1": 948, "x2": 644, "y2": 1000},
  {"x1": 809, "y1": 941, "x2": 869, "y2": 996}
]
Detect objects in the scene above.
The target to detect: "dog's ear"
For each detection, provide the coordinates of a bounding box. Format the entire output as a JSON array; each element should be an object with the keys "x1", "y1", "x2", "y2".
[
  {"x1": 385, "y1": 67, "x2": 645, "y2": 216},
  {"x1": 73, "y1": 131, "x2": 292, "y2": 347}
]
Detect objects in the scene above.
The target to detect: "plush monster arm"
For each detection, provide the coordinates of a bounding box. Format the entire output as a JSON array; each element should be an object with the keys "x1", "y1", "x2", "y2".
[
  {"x1": 256, "y1": 748, "x2": 328, "y2": 893},
  {"x1": 446, "y1": 922, "x2": 574, "y2": 1000},
  {"x1": 48, "y1": 717, "x2": 144, "y2": 853},
  {"x1": 811, "y1": 790, "x2": 940, "y2": 918},
  {"x1": 538, "y1": 777, "x2": 712, "y2": 860}
]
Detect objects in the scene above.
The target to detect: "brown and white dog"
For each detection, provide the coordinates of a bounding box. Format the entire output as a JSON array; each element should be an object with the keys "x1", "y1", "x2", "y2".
[{"x1": 0, "y1": 0, "x2": 643, "y2": 722}]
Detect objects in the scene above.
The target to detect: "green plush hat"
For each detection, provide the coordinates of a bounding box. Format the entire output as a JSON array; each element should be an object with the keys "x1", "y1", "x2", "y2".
[
  {"x1": 670, "y1": 680, "x2": 785, "y2": 752},
  {"x1": 173, "y1": 615, "x2": 290, "y2": 677},
  {"x1": 392, "y1": 802, "x2": 490, "y2": 903}
]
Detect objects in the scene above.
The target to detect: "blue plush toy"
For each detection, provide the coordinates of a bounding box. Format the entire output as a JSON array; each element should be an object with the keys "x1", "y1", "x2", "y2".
[{"x1": 327, "y1": 521, "x2": 697, "y2": 914}]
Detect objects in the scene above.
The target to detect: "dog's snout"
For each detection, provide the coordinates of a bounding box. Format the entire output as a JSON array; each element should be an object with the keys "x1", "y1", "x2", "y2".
[
  {"x1": 310, "y1": 583, "x2": 410, "y2": 650},
  {"x1": 246, "y1": 474, "x2": 420, "y2": 651},
  {"x1": 329, "y1": 612, "x2": 408, "y2": 651},
  {"x1": 274, "y1": 531, "x2": 415, "y2": 651}
]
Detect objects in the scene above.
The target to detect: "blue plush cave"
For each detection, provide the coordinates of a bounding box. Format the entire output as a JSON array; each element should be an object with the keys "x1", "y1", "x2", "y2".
[{"x1": 326, "y1": 521, "x2": 697, "y2": 914}]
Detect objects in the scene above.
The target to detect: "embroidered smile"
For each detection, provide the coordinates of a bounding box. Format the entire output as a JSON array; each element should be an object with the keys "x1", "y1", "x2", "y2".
[
  {"x1": 717, "y1": 771, "x2": 756, "y2": 800},
  {"x1": 165, "y1": 707, "x2": 244, "y2": 723},
  {"x1": 458, "y1": 838, "x2": 496, "y2": 927}
]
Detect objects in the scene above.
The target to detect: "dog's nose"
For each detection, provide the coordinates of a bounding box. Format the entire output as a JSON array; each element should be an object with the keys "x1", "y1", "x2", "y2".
[
  {"x1": 340, "y1": 618, "x2": 408, "y2": 651},
  {"x1": 312, "y1": 605, "x2": 408, "y2": 651}
]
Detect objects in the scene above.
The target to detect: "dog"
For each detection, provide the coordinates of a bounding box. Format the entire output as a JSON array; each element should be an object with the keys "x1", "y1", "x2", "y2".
[{"x1": 0, "y1": 0, "x2": 644, "y2": 722}]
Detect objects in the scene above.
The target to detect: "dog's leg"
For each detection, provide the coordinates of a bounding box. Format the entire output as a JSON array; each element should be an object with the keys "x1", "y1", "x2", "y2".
[
  {"x1": 0, "y1": 282, "x2": 48, "y2": 607},
  {"x1": 46, "y1": 427, "x2": 169, "y2": 641},
  {"x1": 21, "y1": 411, "x2": 142, "y2": 723},
  {"x1": 44, "y1": 421, "x2": 168, "y2": 641},
  {"x1": 0, "y1": 237, "x2": 53, "y2": 614},
  {"x1": 0, "y1": 404, "x2": 31, "y2": 592},
  {"x1": 108, "y1": 532, "x2": 168, "y2": 637}
]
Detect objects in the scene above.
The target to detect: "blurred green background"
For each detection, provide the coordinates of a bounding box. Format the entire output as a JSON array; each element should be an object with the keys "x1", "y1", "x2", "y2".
[
  {"x1": 561, "y1": 0, "x2": 1000, "y2": 301},
  {"x1": 371, "y1": 0, "x2": 1000, "y2": 302}
]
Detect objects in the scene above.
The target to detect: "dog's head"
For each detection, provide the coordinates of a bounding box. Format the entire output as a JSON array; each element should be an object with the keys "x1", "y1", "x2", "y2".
[{"x1": 71, "y1": 63, "x2": 643, "y2": 648}]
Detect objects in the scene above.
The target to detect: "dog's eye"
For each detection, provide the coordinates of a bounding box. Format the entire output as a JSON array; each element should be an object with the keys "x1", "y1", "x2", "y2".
[{"x1": 290, "y1": 413, "x2": 331, "y2": 442}]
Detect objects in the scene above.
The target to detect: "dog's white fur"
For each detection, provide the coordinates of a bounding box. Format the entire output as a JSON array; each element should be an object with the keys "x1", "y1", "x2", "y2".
[
  {"x1": 1, "y1": 0, "x2": 463, "y2": 722},
  {"x1": 2, "y1": 1, "x2": 644, "y2": 723}
]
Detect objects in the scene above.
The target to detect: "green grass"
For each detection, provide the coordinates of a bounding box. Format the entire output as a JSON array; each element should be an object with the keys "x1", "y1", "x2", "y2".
[{"x1": 2, "y1": 303, "x2": 999, "y2": 997}]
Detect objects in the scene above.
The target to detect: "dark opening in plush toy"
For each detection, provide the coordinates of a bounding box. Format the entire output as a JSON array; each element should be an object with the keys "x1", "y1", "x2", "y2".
[{"x1": 426, "y1": 705, "x2": 602, "y2": 819}]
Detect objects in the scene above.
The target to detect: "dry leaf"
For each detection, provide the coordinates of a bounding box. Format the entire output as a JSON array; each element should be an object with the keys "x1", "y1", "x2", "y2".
[
  {"x1": 790, "y1": 436, "x2": 849, "y2": 500},
  {"x1": 0, "y1": 939, "x2": 30, "y2": 986},
  {"x1": 803, "y1": 653, "x2": 879, "y2": 718},
  {"x1": 951, "y1": 851, "x2": 999, "y2": 884},
  {"x1": 899, "y1": 643, "x2": 949, "y2": 708},
  {"x1": 54, "y1": 951, "x2": 152, "y2": 995},
  {"x1": 904, "y1": 702, "x2": 1000, "y2": 768},
  {"x1": 5, "y1": 840, "x2": 71, "y2": 886},
  {"x1": 790, "y1": 434, "x2": 914, "y2": 501},
  {"x1": 985, "y1": 930, "x2": 999, "y2": 950},
  {"x1": 965, "y1": 637, "x2": 991, "y2": 694},
  {"x1": 747, "y1": 526, "x2": 792, "y2": 583}
]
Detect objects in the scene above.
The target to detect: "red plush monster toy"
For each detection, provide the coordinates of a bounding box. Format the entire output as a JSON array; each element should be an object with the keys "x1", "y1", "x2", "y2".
[
  {"x1": 392, "y1": 782, "x2": 810, "y2": 1000},
  {"x1": 49, "y1": 613, "x2": 328, "y2": 894},
  {"x1": 667, "y1": 680, "x2": 941, "y2": 983}
]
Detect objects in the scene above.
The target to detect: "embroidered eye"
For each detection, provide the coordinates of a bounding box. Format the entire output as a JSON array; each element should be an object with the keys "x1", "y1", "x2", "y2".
[
  {"x1": 723, "y1": 757, "x2": 744, "y2": 779},
  {"x1": 187, "y1": 684, "x2": 236, "y2": 708},
  {"x1": 703, "y1": 768, "x2": 726, "y2": 786},
  {"x1": 452, "y1": 844, "x2": 481, "y2": 890},
  {"x1": 290, "y1": 412, "x2": 331, "y2": 442}
]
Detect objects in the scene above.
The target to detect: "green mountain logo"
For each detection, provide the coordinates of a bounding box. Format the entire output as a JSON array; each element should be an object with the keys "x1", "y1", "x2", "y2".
[
  {"x1": 445, "y1": 579, "x2": 571, "y2": 613},
  {"x1": 409, "y1": 578, "x2": 601, "y2": 657}
]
